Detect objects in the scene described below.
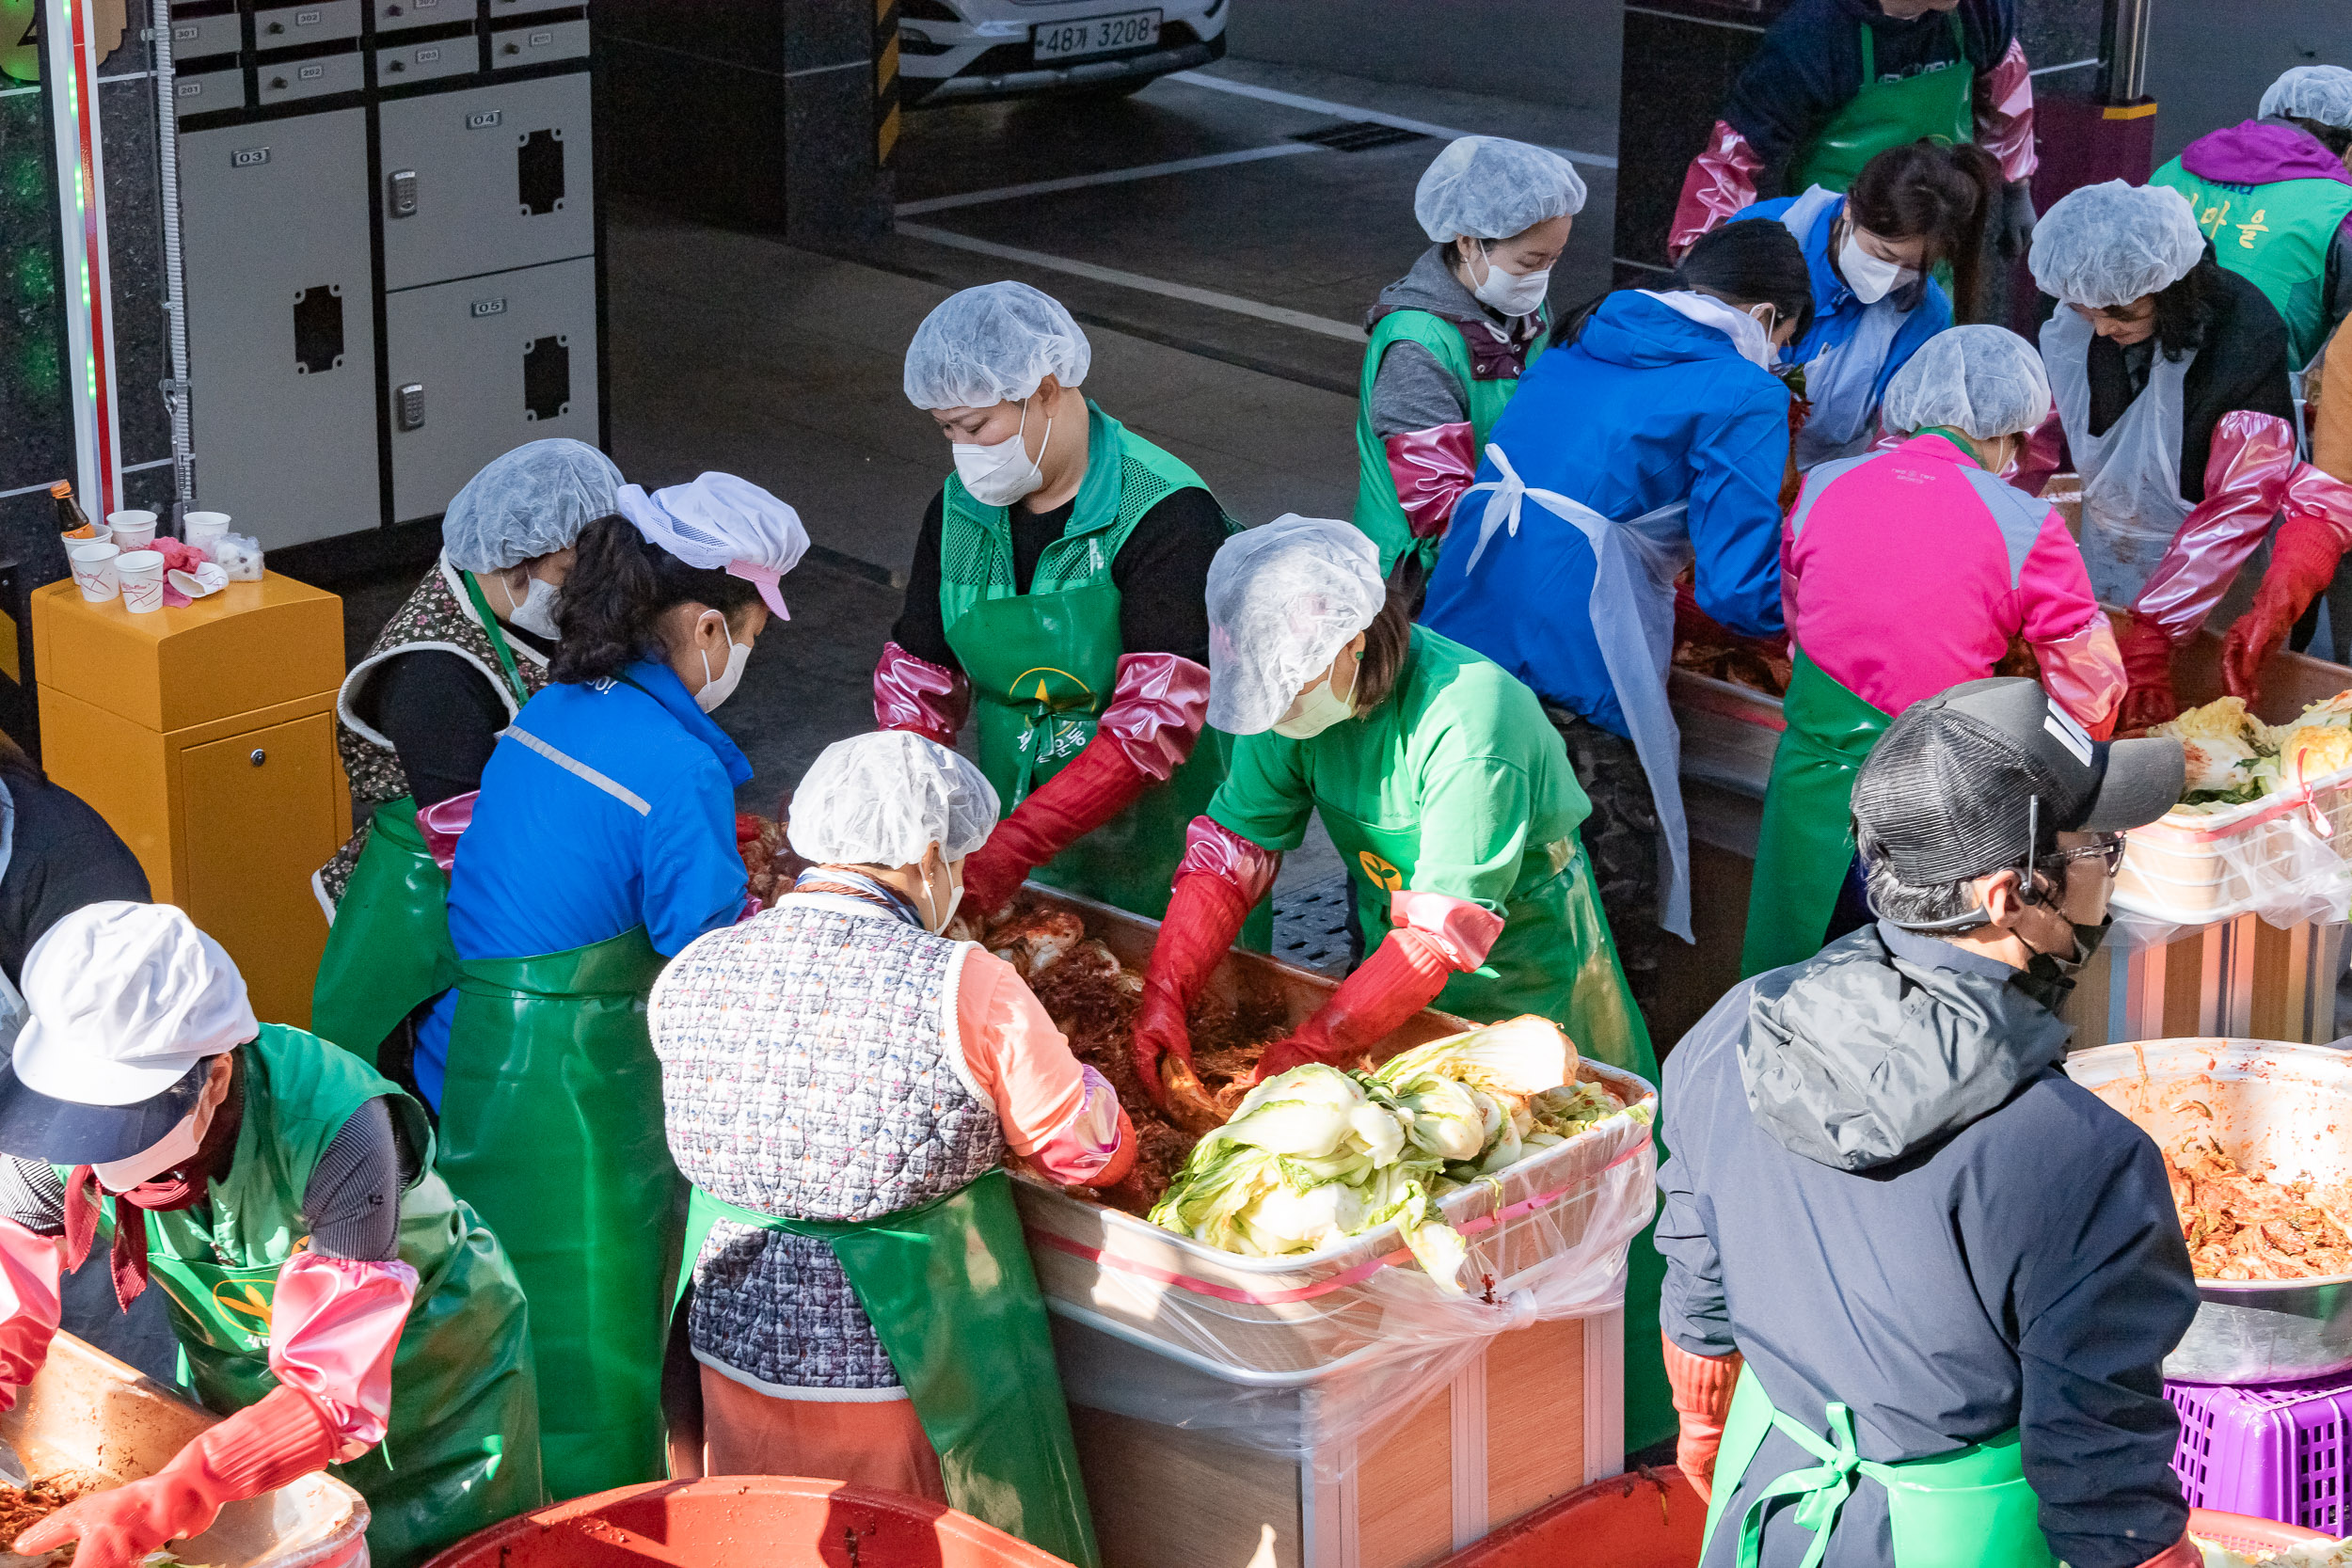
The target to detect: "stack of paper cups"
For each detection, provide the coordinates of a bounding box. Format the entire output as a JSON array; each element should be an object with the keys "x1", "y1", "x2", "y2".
[
  {"x1": 183, "y1": 511, "x2": 231, "y2": 553},
  {"x1": 108, "y1": 511, "x2": 158, "y2": 550},
  {"x1": 117, "y1": 549, "x2": 167, "y2": 613},
  {"x1": 70, "y1": 542, "x2": 120, "y2": 603}
]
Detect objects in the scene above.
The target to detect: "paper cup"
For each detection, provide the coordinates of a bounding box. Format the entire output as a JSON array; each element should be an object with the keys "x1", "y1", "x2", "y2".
[
  {"x1": 70, "y1": 542, "x2": 120, "y2": 603},
  {"x1": 183, "y1": 511, "x2": 231, "y2": 551},
  {"x1": 167, "y1": 562, "x2": 230, "y2": 599},
  {"x1": 117, "y1": 549, "x2": 167, "y2": 613},
  {"x1": 60, "y1": 522, "x2": 111, "y2": 554},
  {"x1": 107, "y1": 511, "x2": 158, "y2": 550}
]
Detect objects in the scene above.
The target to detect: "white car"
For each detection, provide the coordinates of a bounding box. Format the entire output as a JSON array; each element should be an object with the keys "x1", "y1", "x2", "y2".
[{"x1": 897, "y1": 0, "x2": 1230, "y2": 107}]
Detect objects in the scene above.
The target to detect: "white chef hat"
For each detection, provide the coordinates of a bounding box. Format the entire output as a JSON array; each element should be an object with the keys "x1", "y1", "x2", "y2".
[
  {"x1": 0, "y1": 904, "x2": 256, "y2": 1164},
  {"x1": 616, "y1": 472, "x2": 811, "y2": 621},
  {"x1": 1204, "y1": 516, "x2": 1387, "y2": 736}
]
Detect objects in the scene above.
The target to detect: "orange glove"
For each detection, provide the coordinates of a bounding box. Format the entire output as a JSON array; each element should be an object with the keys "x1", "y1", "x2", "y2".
[
  {"x1": 2114, "y1": 612, "x2": 2182, "y2": 732},
  {"x1": 1662, "y1": 1334, "x2": 1742, "y2": 1505},
  {"x1": 18, "y1": 1386, "x2": 339, "y2": 1568}
]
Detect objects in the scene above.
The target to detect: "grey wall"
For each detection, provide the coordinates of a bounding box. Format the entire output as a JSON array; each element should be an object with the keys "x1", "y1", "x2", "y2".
[{"x1": 2146, "y1": 1, "x2": 2352, "y2": 166}]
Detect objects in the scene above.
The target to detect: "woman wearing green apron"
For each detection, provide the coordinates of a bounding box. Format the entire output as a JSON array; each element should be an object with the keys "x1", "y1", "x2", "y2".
[
  {"x1": 435, "y1": 479, "x2": 807, "y2": 1501},
  {"x1": 310, "y1": 437, "x2": 621, "y2": 1090},
  {"x1": 1665, "y1": 0, "x2": 2039, "y2": 272},
  {"x1": 1740, "y1": 326, "x2": 2123, "y2": 976},
  {"x1": 1354, "y1": 136, "x2": 1582, "y2": 585},
  {"x1": 0, "y1": 902, "x2": 539, "y2": 1568},
  {"x1": 652, "y1": 731, "x2": 1124, "y2": 1566},
  {"x1": 880, "y1": 281, "x2": 1250, "y2": 930},
  {"x1": 1131, "y1": 516, "x2": 1668, "y2": 1448}
]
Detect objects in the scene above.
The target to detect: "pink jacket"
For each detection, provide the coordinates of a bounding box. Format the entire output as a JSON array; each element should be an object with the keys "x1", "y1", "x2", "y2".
[{"x1": 1784, "y1": 435, "x2": 2125, "y2": 735}]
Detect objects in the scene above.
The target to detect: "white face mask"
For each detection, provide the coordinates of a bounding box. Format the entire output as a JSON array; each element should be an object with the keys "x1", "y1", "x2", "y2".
[
  {"x1": 919, "y1": 856, "x2": 964, "y2": 934},
  {"x1": 952, "y1": 400, "x2": 1052, "y2": 507},
  {"x1": 1470, "y1": 246, "x2": 1551, "y2": 318},
  {"x1": 92, "y1": 1109, "x2": 205, "y2": 1192},
  {"x1": 497, "y1": 570, "x2": 562, "y2": 640},
  {"x1": 1274, "y1": 657, "x2": 1359, "y2": 739},
  {"x1": 1836, "y1": 228, "x2": 1915, "y2": 306},
  {"x1": 694, "y1": 613, "x2": 750, "y2": 714}
]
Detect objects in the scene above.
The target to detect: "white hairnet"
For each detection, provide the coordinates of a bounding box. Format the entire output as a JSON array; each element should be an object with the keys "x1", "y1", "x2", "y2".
[
  {"x1": 1205, "y1": 516, "x2": 1386, "y2": 736},
  {"x1": 787, "y1": 731, "x2": 1000, "y2": 868},
  {"x1": 2027, "y1": 181, "x2": 2208, "y2": 308},
  {"x1": 442, "y1": 438, "x2": 622, "y2": 573},
  {"x1": 616, "y1": 472, "x2": 811, "y2": 620},
  {"x1": 903, "y1": 281, "x2": 1090, "y2": 411},
  {"x1": 16, "y1": 903, "x2": 255, "y2": 1107},
  {"x1": 2261, "y1": 65, "x2": 2352, "y2": 130},
  {"x1": 1414, "y1": 136, "x2": 1587, "y2": 244},
  {"x1": 1881, "y1": 325, "x2": 2054, "y2": 439}
]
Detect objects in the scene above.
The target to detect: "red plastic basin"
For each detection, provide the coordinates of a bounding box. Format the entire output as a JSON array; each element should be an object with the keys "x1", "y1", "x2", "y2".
[
  {"x1": 2187, "y1": 1507, "x2": 2333, "y2": 1552},
  {"x1": 417, "y1": 1478, "x2": 1079, "y2": 1568},
  {"x1": 1438, "y1": 1471, "x2": 1707, "y2": 1568}
]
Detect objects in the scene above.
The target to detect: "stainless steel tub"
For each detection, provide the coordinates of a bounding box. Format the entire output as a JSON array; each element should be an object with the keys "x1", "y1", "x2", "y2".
[{"x1": 2065, "y1": 1037, "x2": 2352, "y2": 1384}]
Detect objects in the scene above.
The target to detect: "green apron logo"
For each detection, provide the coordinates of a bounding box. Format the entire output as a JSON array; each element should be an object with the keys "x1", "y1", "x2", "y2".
[
  {"x1": 1358, "y1": 851, "x2": 1404, "y2": 892},
  {"x1": 1010, "y1": 666, "x2": 1094, "y2": 712}
]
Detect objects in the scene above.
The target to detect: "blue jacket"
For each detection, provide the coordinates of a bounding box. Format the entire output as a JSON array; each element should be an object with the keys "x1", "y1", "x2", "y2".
[
  {"x1": 1733, "y1": 192, "x2": 1952, "y2": 415},
  {"x1": 1659, "y1": 923, "x2": 2196, "y2": 1568},
  {"x1": 413, "y1": 658, "x2": 752, "y2": 1108},
  {"x1": 1420, "y1": 291, "x2": 1788, "y2": 739}
]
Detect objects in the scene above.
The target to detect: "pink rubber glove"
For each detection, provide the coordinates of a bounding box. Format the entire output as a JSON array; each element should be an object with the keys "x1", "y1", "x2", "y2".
[
  {"x1": 267, "y1": 1253, "x2": 417, "y2": 1459},
  {"x1": 1667, "y1": 121, "x2": 1763, "y2": 263},
  {"x1": 1663, "y1": 1334, "x2": 1743, "y2": 1506},
  {"x1": 960, "y1": 653, "x2": 1209, "y2": 920},
  {"x1": 872, "y1": 640, "x2": 971, "y2": 748},
  {"x1": 1973, "y1": 39, "x2": 2039, "y2": 184},
  {"x1": 2223, "y1": 466, "x2": 2352, "y2": 701},
  {"x1": 415, "y1": 790, "x2": 476, "y2": 873},
  {"x1": 2132, "y1": 411, "x2": 2303, "y2": 646},
  {"x1": 2116, "y1": 612, "x2": 2182, "y2": 732},
  {"x1": 2032, "y1": 614, "x2": 2126, "y2": 740},
  {"x1": 1382, "y1": 422, "x2": 1478, "y2": 542},
  {"x1": 1135, "y1": 818, "x2": 1277, "y2": 1116},
  {"x1": 17, "y1": 1386, "x2": 340, "y2": 1568},
  {"x1": 0, "y1": 1218, "x2": 60, "y2": 1414}
]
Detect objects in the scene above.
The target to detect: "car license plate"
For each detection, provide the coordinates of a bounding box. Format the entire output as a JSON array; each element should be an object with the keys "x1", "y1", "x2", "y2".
[{"x1": 1032, "y1": 8, "x2": 1159, "y2": 62}]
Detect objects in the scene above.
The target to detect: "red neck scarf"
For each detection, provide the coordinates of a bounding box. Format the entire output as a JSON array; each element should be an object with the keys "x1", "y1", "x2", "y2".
[{"x1": 60, "y1": 1069, "x2": 244, "y2": 1310}]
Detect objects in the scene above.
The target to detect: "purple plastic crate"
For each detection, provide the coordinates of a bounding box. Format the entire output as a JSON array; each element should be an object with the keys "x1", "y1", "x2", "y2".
[{"x1": 2170, "y1": 1374, "x2": 2352, "y2": 1533}]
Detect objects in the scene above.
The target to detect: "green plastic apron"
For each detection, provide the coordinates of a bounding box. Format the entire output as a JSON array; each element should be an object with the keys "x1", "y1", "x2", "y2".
[
  {"x1": 939, "y1": 404, "x2": 1261, "y2": 934},
  {"x1": 1786, "y1": 15, "x2": 1974, "y2": 196},
  {"x1": 1739, "y1": 648, "x2": 1892, "y2": 978},
  {"x1": 1700, "y1": 1368, "x2": 2055, "y2": 1568},
  {"x1": 1314, "y1": 804, "x2": 1673, "y2": 1452},
  {"x1": 674, "y1": 1170, "x2": 1098, "y2": 1568},
  {"x1": 437, "y1": 925, "x2": 680, "y2": 1503},
  {"x1": 119, "y1": 1025, "x2": 543, "y2": 1568},
  {"x1": 1352, "y1": 309, "x2": 1549, "y2": 582},
  {"x1": 310, "y1": 577, "x2": 530, "y2": 1067}
]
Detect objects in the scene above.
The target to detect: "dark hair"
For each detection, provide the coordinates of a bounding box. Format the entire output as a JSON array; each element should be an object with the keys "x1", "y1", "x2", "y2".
[
  {"x1": 1674, "y1": 220, "x2": 1818, "y2": 344},
  {"x1": 2139, "y1": 252, "x2": 2223, "y2": 363},
  {"x1": 1847, "y1": 140, "x2": 2003, "y2": 322},
  {"x1": 0, "y1": 733, "x2": 40, "y2": 784},
  {"x1": 1351, "y1": 574, "x2": 1418, "y2": 714},
  {"x1": 551, "y1": 513, "x2": 763, "y2": 684},
  {"x1": 2291, "y1": 116, "x2": 2352, "y2": 160}
]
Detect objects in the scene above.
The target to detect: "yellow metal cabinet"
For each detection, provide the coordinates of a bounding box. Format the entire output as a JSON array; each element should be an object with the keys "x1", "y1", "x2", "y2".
[{"x1": 32, "y1": 574, "x2": 347, "y2": 1028}]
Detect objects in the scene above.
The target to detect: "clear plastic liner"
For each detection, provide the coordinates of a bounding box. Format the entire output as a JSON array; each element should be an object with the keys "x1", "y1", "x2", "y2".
[
  {"x1": 1027, "y1": 1065, "x2": 1658, "y2": 1480},
  {"x1": 2113, "y1": 784, "x2": 2352, "y2": 936}
]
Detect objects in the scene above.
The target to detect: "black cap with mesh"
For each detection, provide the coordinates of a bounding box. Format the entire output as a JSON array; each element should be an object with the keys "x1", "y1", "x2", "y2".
[{"x1": 1851, "y1": 678, "x2": 2186, "y2": 886}]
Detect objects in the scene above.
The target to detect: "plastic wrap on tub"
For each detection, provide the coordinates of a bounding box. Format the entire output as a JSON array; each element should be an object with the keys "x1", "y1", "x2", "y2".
[
  {"x1": 2112, "y1": 790, "x2": 2352, "y2": 942},
  {"x1": 1034, "y1": 1078, "x2": 1658, "y2": 1479}
]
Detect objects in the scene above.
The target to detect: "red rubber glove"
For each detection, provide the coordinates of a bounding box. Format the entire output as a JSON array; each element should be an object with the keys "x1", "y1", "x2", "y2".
[
  {"x1": 0, "y1": 1218, "x2": 60, "y2": 1415},
  {"x1": 1251, "y1": 929, "x2": 1454, "y2": 1082},
  {"x1": 2115, "y1": 612, "x2": 2183, "y2": 732},
  {"x1": 1135, "y1": 818, "x2": 1277, "y2": 1117},
  {"x1": 18, "y1": 1386, "x2": 340, "y2": 1568},
  {"x1": 1381, "y1": 421, "x2": 1478, "y2": 542},
  {"x1": 961, "y1": 654, "x2": 1210, "y2": 921},
  {"x1": 1662, "y1": 1334, "x2": 1742, "y2": 1506},
  {"x1": 872, "y1": 640, "x2": 970, "y2": 748},
  {"x1": 2223, "y1": 466, "x2": 2352, "y2": 701},
  {"x1": 1666, "y1": 120, "x2": 1762, "y2": 263}
]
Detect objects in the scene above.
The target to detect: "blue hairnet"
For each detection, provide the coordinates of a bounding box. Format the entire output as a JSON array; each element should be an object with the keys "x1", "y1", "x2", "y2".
[
  {"x1": 441, "y1": 438, "x2": 623, "y2": 572},
  {"x1": 903, "y1": 281, "x2": 1090, "y2": 411}
]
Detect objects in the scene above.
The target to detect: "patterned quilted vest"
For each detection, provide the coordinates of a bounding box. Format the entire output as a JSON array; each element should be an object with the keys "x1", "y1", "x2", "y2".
[
  {"x1": 313, "y1": 559, "x2": 548, "y2": 907},
  {"x1": 649, "y1": 894, "x2": 1007, "y2": 1391}
]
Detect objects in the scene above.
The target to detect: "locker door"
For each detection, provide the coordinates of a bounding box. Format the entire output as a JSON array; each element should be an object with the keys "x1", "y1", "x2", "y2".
[
  {"x1": 377, "y1": 74, "x2": 596, "y2": 291},
  {"x1": 386, "y1": 256, "x2": 599, "y2": 521},
  {"x1": 180, "y1": 113, "x2": 381, "y2": 547}
]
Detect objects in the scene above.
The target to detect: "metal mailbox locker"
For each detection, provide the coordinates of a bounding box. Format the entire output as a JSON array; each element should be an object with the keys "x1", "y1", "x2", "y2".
[
  {"x1": 180, "y1": 112, "x2": 381, "y2": 547},
  {"x1": 384, "y1": 255, "x2": 598, "y2": 521},
  {"x1": 372, "y1": 0, "x2": 467, "y2": 32},
  {"x1": 376, "y1": 74, "x2": 595, "y2": 292}
]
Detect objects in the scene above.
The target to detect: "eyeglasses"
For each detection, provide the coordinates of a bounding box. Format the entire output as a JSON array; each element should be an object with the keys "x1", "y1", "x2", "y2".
[{"x1": 2037, "y1": 832, "x2": 2128, "y2": 878}]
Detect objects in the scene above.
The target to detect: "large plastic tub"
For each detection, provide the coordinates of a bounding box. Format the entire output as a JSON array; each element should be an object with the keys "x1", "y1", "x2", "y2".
[
  {"x1": 2, "y1": 1332, "x2": 366, "y2": 1568},
  {"x1": 419, "y1": 1478, "x2": 1073, "y2": 1568}
]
